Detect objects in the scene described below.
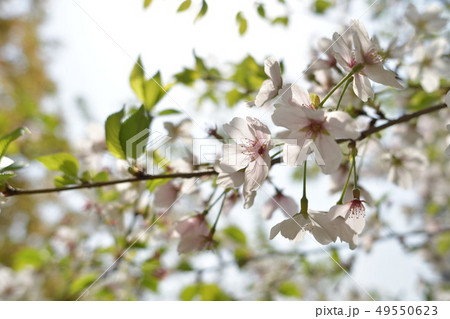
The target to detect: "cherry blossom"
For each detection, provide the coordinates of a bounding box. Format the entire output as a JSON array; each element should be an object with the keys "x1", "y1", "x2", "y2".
[
  {"x1": 329, "y1": 199, "x2": 366, "y2": 235},
  {"x1": 261, "y1": 191, "x2": 298, "y2": 219},
  {"x1": 332, "y1": 21, "x2": 403, "y2": 101},
  {"x1": 270, "y1": 210, "x2": 337, "y2": 245},
  {"x1": 272, "y1": 96, "x2": 359, "y2": 174},
  {"x1": 250, "y1": 57, "x2": 283, "y2": 107},
  {"x1": 405, "y1": 3, "x2": 447, "y2": 35},
  {"x1": 217, "y1": 117, "x2": 272, "y2": 207},
  {"x1": 173, "y1": 214, "x2": 213, "y2": 254},
  {"x1": 381, "y1": 147, "x2": 428, "y2": 189},
  {"x1": 409, "y1": 38, "x2": 449, "y2": 93}
]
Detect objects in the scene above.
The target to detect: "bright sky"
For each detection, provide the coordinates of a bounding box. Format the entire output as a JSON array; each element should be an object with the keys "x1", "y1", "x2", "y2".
[{"x1": 39, "y1": 0, "x2": 437, "y2": 300}]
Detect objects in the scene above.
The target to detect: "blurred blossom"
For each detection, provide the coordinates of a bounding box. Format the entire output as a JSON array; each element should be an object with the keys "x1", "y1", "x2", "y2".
[
  {"x1": 409, "y1": 38, "x2": 449, "y2": 93},
  {"x1": 154, "y1": 181, "x2": 179, "y2": 209},
  {"x1": 173, "y1": 214, "x2": 213, "y2": 254},
  {"x1": 222, "y1": 191, "x2": 241, "y2": 215},
  {"x1": 261, "y1": 191, "x2": 298, "y2": 220},
  {"x1": 50, "y1": 226, "x2": 79, "y2": 256},
  {"x1": 164, "y1": 119, "x2": 192, "y2": 144},
  {"x1": 405, "y1": 3, "x2": 447, "y2": 35},
  {"x1": 381, "y1": 147, "x2": 428, "y2": 189},
  {"x1": 0, "y1": 267, "x2": 35, "y2": 300}
]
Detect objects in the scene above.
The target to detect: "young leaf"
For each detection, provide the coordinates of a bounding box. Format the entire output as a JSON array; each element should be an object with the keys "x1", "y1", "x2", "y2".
[
  {"x1": 105, "y1": 108, "x2": 126, "y2": 159},
  {"x1": 272, "y1": 16, "x2": 289, "y2": 26},
  {"x1": 143, "y1": 0, "x2": 153, "y2": 8},
  {"x1": 236, "y1": 12, "x2": 248, "y2": 36},
  {"x1": 37, "y1": 153, "x2": 79, "y2": 178},
  {"x1": 223, "y1": 225, "x2": 247, "y2": 245},
  {"x1": 257, "y1": 4, "x2": 266, "y2": 18},
  {"x1": 158, "y1": 109, "x2": 181, "y2": 116},
  {"x1": 143, "y1": 71, "x2": 172, "y2": 111},
  {"x1": 194, "y1": 0, "x2": 208, "y2": 22},
  {"x1": 0, "y1": 127, "x2": 28, "y2": 160},
  {"x1": 119, "y1": 106, "x2": 152, "y2": 160},
  {"x1": 314, "y1": 0, "x2": 332, "y2": 14},
  {"x1": 278, "y1": 281, "x2": 302, "y2": 297},
  {"x1": 177, "y1": 0, "x2": 191, "y2": 12},
  {"x1": 130, "y1": 56, "x2": 146, "y2": 103}
]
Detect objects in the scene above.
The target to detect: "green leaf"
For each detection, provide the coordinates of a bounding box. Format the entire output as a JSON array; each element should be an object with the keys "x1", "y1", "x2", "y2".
[
  {"x1": 231, "y1": 55, "x2": 266, "y2": 92},
  {"x1": 257, "y1": 4, "x2": 266, "y2": 18},
  {"x1": 70, "y1": 273, "x2": 99, "y2": 295},
  {"x1": 175, "y1": 68, "x2": 200, "y2": 85},
  {"x1": 130, "y1": 57, "x2": 172, "y2": 111},
  {"x1": 143, "y1": 0, "x2": 153, "y2": 8},
  {"x1": 158, "y1": 109, "x2": 182, "y2": 116},
  {"x1": 177, "y1": 0, "x2": 191, "y2": 12},
  {"x1": 130, "y1": 56, "x2": 146, "y2": 103},
  {"x1": 146, "y1": 178, "x2": 169, "y2": 193},
  {"x1": 272, "y1": 16, "x2": 289, "y2": 26},
  {"x1": 177, "y1": 260, "x2": 193, "y2": 271},
  {"x1": 0, "y1": 127, "x2": 28, "y2": 160},
  {"x1": 180, "y1": 285, "x2": 198, "y2": 301},
  {"x1": 54, "y1": 175, "x2": 78, "y2": 187},
  {"x1": 0, "y1": 172, "x2": 15, "y2": 187},
  {"x1": 436, "y1": 232, "x2": 450, "y2": 255},
  {"x1": 226, "y1": 88, "x2": 245, "y2": 107},
  {"x1": 195, "y1": 0, "x2": 208, "y2": 22},
  {"x1": 199, "y1": 284, "x2": 231, "y2": 301},
  {"x1": 223, "y1": 225, "x2": 247, "y2": 245},
  {"x1": 141, "y1": 275, "x2": 159, "y2": 292},
  {"x1": 180, "y1": 284, "x2": 231, "y2": 301},
  {"x1": 119, "y1": 106, "x2": 152, "y2": 160},
  {"x1": 105, "y1": 108, "x2": 126, "y2": 159},
  {"x1": 278, "y1": 281, "x2": 302, "y2": 297},
  {"x1": 314, "y1": 0, "x2": 332, "y2": 14},
  {"x1": 13, "y1": 248, "x2": 49, "y2": 270},
  {"x1": 236, "y1": 12, "x2": 248, "y2": 36},
  {"x1": 93, "y1": 171, "x2": 110, "y2": 182},
  {"x1": 37, "y1": 153, "x2": 79, "y2": 178},
  {"x1": 144, "y1": 72, "x2": 171, "y2": 110}
]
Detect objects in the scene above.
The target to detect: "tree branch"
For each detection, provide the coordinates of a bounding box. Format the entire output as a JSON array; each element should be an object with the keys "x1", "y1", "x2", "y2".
[
  {"x1": 337, "y1": 103, "x2": 447, "y2": 143},
  {"x1": 3, "y1": 103, "x2": 446, "y2": 197},
  {"x1": 3, "y1": 170, "x2": 217, "y2": 197}
]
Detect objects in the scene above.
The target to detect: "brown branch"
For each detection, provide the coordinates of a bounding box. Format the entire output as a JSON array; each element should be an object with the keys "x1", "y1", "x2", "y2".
[
  {"x1": 337, "y1": 103, "x2": 447, "y2": 143},
  {"x1": 3, "y1": 170, "x2": 217, "y2": 197},
  {"x1": 3, "y1": 103, "x2": 447, "y2": 197}
]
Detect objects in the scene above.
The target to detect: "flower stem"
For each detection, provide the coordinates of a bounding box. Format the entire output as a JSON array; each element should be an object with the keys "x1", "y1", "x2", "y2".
[
  {"x1": 352, "y1": 150, "x2": 358, "y2": 189},
  {"x1": 335, "y1": 77, "x2": 353, "y2": 111},
  {"x1": 204, "y1": 190, "x2": 227, "y2": 214},
  {"x1": 300, "y1": 161, "x2": 308, "y2": 218},
  {"x1": 210, "y1": 190, "x2": 228, "y2": 235},
  {"x1": 337, "y1": 164, "x2": 353, "y2": 205},
  {"x1": 319, "y1": 64, "x2": 363, "y2": 107}
]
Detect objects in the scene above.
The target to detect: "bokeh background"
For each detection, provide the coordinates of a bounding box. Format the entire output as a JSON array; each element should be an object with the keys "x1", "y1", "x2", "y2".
[{"x1": 0, "y1": 0, "x2": 449, "y2": 300}]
